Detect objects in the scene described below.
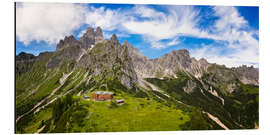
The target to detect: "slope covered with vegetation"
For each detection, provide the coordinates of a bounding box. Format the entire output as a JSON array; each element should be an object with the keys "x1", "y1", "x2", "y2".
[{"x1": 15, "y1": 27, "x2": 259, "y2": 133}]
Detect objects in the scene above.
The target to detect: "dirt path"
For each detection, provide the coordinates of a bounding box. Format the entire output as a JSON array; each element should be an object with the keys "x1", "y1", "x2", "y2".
[
  {"x1": 76, "y1": 49, "x2": 87, "y2": 62},
  {"x1": 141, "y1": 80, "x2": 169, "y2": 96},
  {"x1": 16, "y1": 70, "x2": 74, "y2": 123},
  {"x1": 202, "y1": 111, "x2": 229, "y2": 130},
  {"x1": 141, "y1": 78, "x2": 228, "y2": 130},
  {"x1": 34, "y1": 71, "x2": 89, "y2": 114},
  {"x1": 35, "y1": 125, "x2": 45, "y2": 133},
  {"x1": 17, "y1": 49, "x2": 88, "y2": 123}
]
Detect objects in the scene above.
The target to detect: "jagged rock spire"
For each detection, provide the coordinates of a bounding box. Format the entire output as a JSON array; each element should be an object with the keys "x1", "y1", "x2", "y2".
[
  {"x1": 110, "y1": 34, "x2": 119, "y2": 45},
  {"x1": 80, "y1": 27, "x2": 95, "y2": 49},
  {"x1": 56, "y1": 35, "x2": 80, "y2": 51},
  {"x1": 95, "y1": 26, "x2": 104, "y2": 43},
  {"x1": 79, "y1": 26, "x2": 105, "y2": 49}
]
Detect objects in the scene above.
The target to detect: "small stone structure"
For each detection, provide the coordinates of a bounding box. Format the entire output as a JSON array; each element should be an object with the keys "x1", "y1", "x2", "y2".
[
  {"x1": 116, "y1": 99, "x2": 125, "y2": 105},
  {"x1": 83, "y1": 95, "x2": 90, "y2": 100}
]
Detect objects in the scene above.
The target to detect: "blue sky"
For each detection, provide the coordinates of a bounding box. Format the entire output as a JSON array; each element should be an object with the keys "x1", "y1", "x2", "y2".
[{"x1": 16, "y1": 3, "x2": 259, "y2": 67}]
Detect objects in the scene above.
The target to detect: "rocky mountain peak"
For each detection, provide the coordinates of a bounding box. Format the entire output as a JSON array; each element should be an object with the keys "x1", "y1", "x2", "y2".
[
  {"x1": 123, "y1": 40, "x2": 140, "y2": 54},
  {"x1": 79, "y1": 26, "x2": 105, "y2": 49},
  {"x1": 110, "y1": 34, "x2": 119, "y2": 45},
  {"x1": 172, "y1": 49, "x2": 189, "y2": 57},
  {"x1": 16, "y1": 52, "x2": 36, "y2": 61},
  {"x1": 95, "y1": 26, "x2": 104, "y2": 43},
  {"x1": 85, "y1": 27, "x2": 95, "y2": 37},
  {"x1": 80, "y1": 27, "x2": 96, "y2": 49},
  {"x1": 56, "y1": 35, "x2": 80, "y2": 51},
  {"x1": 122, "y1": 40, "x2": 130, "y2": 46},
  {"x1": 16, "y1": 52, "x2": 37, "y2": 76},
  {"x1": 198, "y1": 58, "x2": 209, "y2": 66},
  {"x1": 158, "y1": 49, "x2": 192, "y2": 69}
]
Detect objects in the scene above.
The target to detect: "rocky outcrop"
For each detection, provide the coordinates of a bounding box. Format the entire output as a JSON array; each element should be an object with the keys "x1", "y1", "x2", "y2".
[
  {"x1": 16, "y1": 52, "x2": 37, "y2": 75},
  {"x1": 19, "y1": 26, "x2": 259, "y2": 91},
  {"x1": 125, "y1": 40, "x2": 210, "y2": 79},
  {"x1": 56, "y1": 35, "x2": 81, "y2": 51},
  {"x1": 232, "y1": 65, "x2": 259, "y2": 85},
  {"x1": 79, "y1": 26, "x2": 104, "y2": 49},
  {"x1": 52, "y1": 26, "x2": 105, "y2": 68},
  {"x1": 183, "y1": 80, "x2": 197, "y2": 93},
  {"x1": 95, "y1": 26, "x2": 104, "y2": 43},
  {"x1": 56, "y1": 26, "x2": 105, "y2": 51},
  {"x1": 77, "y1": 34, "x2": 138, "y2": 89},
  {"x1": 80, "y1": 27, "x2": 95, "y2": 49},
  {"x1": 16, "y1": 52, "x2": 36, "y2": 61}
]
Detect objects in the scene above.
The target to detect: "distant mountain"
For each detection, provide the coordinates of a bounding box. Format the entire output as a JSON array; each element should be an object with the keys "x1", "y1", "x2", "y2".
[
  {"x1": 15, "y1": 27, "x2": 259, "y2": 133},
  {"x1": 16, "y1": 52, "x2": 36, "y2": 75}
]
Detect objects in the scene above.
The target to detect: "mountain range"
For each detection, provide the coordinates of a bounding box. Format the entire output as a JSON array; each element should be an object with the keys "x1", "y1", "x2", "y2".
[{"x1": 16, "y1": 27, "x2": 259, "y2": 133}]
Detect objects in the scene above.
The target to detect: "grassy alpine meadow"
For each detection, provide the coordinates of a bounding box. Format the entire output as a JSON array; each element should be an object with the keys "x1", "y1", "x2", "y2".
[
  {"x1": 16, "y1": 3, "x2": 259, "y2": 133},
  {"x1": 17, "y1": 90, "x2": 191, "y2": 133},
  {"x1": 77, "y1": 93, "x2": 190, "y2": 132}
]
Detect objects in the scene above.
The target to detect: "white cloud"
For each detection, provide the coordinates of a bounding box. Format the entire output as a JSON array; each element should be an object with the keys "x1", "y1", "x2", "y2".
[
  {"x1": 123, "y1": 6, "x2": 200, "y2": 41},
  {"x1": 193, "y1": 6, "x2": 258, "y2": 67},
  {"x1": 150, "y1": 37, "x2": 181, "y2": 49},
  {"x1": 121, "y1": 6, "x2": 204, "y2": 49},
  {"x1": 16, "y1": 4, "x2": 258, "y2": 67},
  {"x1": 16, "y1": 3, "x2": 87, "y2": 45},
  {"x1": 213, "y1": 6, "x2": 247, "y2": 31},
  {"x1": 83, "y1": 5, "x2": 258, "y2": 67},
  {"x1": 133, "y1": 5, "x2": 166, "y2": 20},
  {"x1": 190, "y1": 43, "x2": 258, "y2": 68},
  {"x1": 167, "y1": 38, "x2": 181, "y2": 46},
  {"x1": 85, "y1": 6, "x2": 130, "y2": 31}
]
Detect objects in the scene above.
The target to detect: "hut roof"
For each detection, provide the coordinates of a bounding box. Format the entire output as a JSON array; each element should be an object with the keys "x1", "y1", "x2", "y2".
[
  {"x1": 116, "y1": 99, "x2": 125, "y2": 102},
  {"x1": 94, "y1": 91, "x2": 113, "y2": 95}
]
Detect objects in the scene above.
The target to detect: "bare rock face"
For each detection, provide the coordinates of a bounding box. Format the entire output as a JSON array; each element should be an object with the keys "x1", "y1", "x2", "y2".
[
  {"x1": 157, "y1": 50, "x2": 192, "y2": 72},
  {"x1": 46, "y1": 26, "x2": 259, "y2": 93},
  {"x1": 232, "y1": 65, "x2": 259, "y2": 85},
  {"x1": 125, "y1": 41, "x2": 210, "y2": 79},
  {"x1": 78, "y1": 34, "x2": 138, "y2": 89},
  {"x1": 183, "y1": 80, "x2": 197, "y2": 93},
  {"x1": 95, "y1": 26, "x2": 104, "y2": 43},
  {"x1": 123, "y1": 40, "x2": 157, "y2": 78},
  {"x1": 48, "y1": 45, "x2": 83, "y2": 68},
  {"x1": 51, "y1": 27, "x2": 137, "y2": 89},
  {"x1": 56, "y1": 26, "x2": 105, "y2": 51},
  {"x1": 80, "y1": 27, "x2": 96, "y2": 49},
  {"x1": 56, "y1": 35, "x2": 81, "y2": 51},
  {"x1": 79, "y1": 26, "x2": 104, "y2": 49},
  {"x1": 110, "y1": 34, "x2": 119, "y2": 45}
]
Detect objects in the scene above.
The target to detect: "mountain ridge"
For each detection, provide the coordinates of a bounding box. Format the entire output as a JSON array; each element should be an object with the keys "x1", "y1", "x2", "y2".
[{"x1": 16, "y1": 26, "x2": 259, "y2": 133}]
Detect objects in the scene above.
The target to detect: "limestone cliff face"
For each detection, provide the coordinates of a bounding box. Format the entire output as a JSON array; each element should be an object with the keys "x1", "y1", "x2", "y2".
[
  {"x1": 95, "y1": 26, "x2": 104, "y2": 43},
  {"x1": 48, "y1": 27, "x2": 137, "y2": 89},
  {"x1": 79, "y1": 27, "x2": 95, "y2": 49},
  {"x1": 21, "y1": 26, "x2": 259, "y2": 92},
  {"x1": 232, "y1": 65, "x2": 259, "y2": 85},
  {"x1": 79, "y1": 26, "x2": 104, "y2": 49},
  {"x1": 56, "y1": 35, "x2": 81, "y2": 51},
  {"x1": 124, "y1": 39, "x2": 258, "y2": 93},
  {"x1": 77, "y1": 34, "x2": 138, "y2": 89},
  {"x1": 124, "y1": 40, "x2": 210, "y2": 79}
]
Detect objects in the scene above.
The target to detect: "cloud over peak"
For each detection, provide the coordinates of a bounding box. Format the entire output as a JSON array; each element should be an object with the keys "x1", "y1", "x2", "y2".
[{"x1": 16, "y1": 3, "x2": 258, "y2": 67}]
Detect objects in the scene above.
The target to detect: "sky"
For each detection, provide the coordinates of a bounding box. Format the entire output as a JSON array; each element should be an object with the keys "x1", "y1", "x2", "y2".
[{"x1": 16, "y1": 3, "x2": 259, "y2": 68}]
